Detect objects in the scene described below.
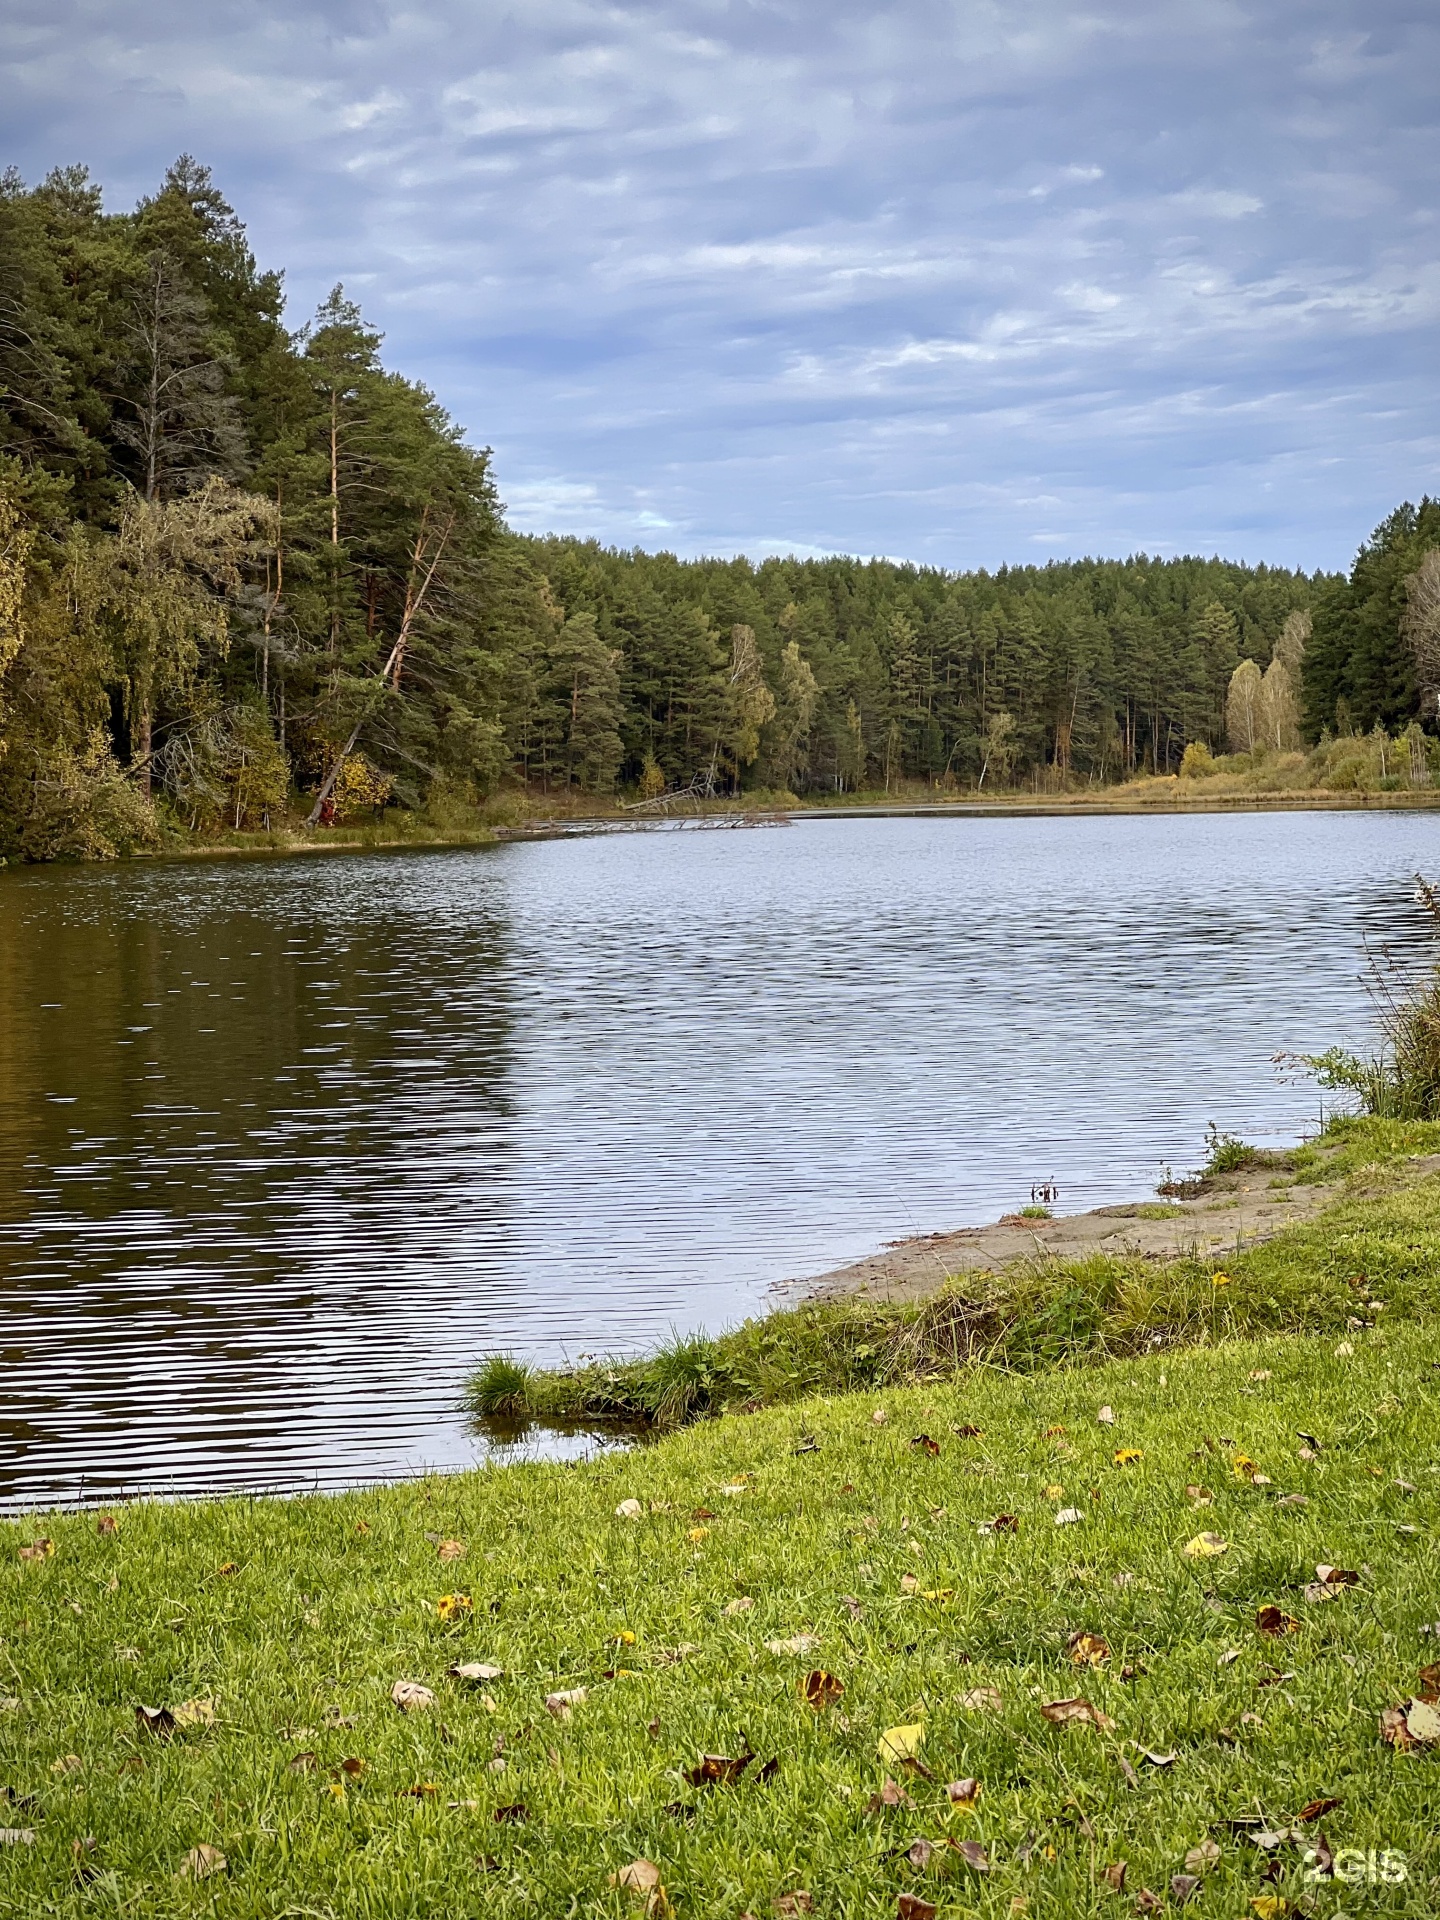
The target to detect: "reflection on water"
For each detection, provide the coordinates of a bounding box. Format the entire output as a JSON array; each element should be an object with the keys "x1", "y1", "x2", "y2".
[{"x1": 0, "y1": 810, "x2": 1434, "y2": 1508}]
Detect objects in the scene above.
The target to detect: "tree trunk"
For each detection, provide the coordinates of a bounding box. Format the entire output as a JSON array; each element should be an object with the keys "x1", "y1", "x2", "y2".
[{"x1": 135, "y1": 708, "x2": 153, "y2": 801}]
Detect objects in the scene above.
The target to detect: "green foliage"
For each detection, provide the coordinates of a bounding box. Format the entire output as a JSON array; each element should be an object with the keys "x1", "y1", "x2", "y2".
[{"x1": 467, "y1": 1355, "x2": 533, "y2": 1417}]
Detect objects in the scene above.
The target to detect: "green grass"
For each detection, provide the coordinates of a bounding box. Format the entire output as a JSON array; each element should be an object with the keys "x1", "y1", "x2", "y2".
[
  {"x1": 474, "y1": 1118, "x2": 1440, "y2": 1431},
  {"x1": 3, "y1": 1326, "x2": 1439, "y2": 1915}
]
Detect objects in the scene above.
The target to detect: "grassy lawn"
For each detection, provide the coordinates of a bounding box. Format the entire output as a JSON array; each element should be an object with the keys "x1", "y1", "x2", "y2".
[{"x1": 3, "y1": 1315, "x2": 1438, "y2": 1916}]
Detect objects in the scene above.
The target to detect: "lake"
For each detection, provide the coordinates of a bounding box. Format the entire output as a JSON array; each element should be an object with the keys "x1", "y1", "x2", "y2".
[{"x1": 1, "y1": 809, "x2": 1435, "y2": 1509}]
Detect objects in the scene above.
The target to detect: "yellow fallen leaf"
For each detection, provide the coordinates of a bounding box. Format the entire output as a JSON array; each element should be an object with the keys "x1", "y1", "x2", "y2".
[
  {"x1": 877, "y1": 1722, "x2": 925, "y2": 1764},
  {"x1": 1044, "y1": 1484, "x2": 1065, "y2": 1500},
  {"x1": 1182, "y1": 1532, "x2": 1228, "y2": 1559},
  {"x1": 171, "y1": 1698, "x2": 216, "y2": 1729},
  {"x1": 687, "y1": 1526, "x2": 710, "y2": 1543},
  {"x1": 1113, "y1": 1449, "x2": 1143, "y2": 1466},
  {"x1": 436, "y1": 1593, "x2": 472, "y2": 1621},
  {"x1": 1211, "y1": 1272, "x2": 1232, "y2": 1288}
]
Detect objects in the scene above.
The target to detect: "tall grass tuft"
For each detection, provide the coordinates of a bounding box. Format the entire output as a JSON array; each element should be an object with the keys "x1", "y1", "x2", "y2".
[
  {"x1": 466, "y1": 1354, "x2": 532, "y2": 1416},
  {"x1": 1300, "y1": 874, "x2": 1440, "y2": 1119}
]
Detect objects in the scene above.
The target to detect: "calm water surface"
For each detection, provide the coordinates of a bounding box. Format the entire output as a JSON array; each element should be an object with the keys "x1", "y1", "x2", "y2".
[{"x1": 1, "y1": 810, "x2": 1435, "y2": 1508}]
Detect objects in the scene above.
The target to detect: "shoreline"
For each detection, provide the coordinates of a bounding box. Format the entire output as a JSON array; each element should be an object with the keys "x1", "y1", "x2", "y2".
[{"x1": 772, "y1": 1157, "x2": 1357, "y2": 1307}]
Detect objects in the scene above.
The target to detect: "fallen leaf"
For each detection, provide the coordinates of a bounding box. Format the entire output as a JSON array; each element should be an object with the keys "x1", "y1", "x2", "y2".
[
  {"x1": 1044, "y1": 1483, "x2": 1065, "y2": 1499},
  {"x1": 179, "y1": 1844, "x2": 227, "y2": 1881},
  {"x1": 1419, "y1": 1661, "x2": 1440, "y2": 1702},
  {"x1": 615, "y1": 1499, "x2": 643, "y2": 1519},
  {"x1": 437, "y1": 1539, "x2": 466, "y2": 1562},
  {"x1": 1249, "y1": 1369, "x2": 1272, "y2": 1382},
  {"x1": 1135, "y1": 1891, "x2": 1164, "y2": 1915},
  {"x1": 871, "y1": 1408, "x2": 889, "y2": 1426},
  {"x1": 951, "y1": 1424, "x2": 983, "y2": 1438},
  {"x1": 765, "y1": 1633, "x2": 820, "y2": 1656},
  {"x1": 1249, "y1": 1899, "x2": 1290, "y2": 1918},
  {"x1": 96, "y1": 1515, "x2": 117, "y2": 1536},
  {"x1": 17, "y1": 1539, "x2": 53, "y2": 1564},
  {"x1": 135, "y1": 1704, "x2": 175, "y2": 1737},
  {"x1": 1113, "y1": 1449, "x2": 1143, "y2": 1467},
  {"x1": 1275, "y1": 1492, "x2": 1309, "y2": 1508},
  {"x1": 1138, "y1": 1748, "x2": 1177, "y2": 1767},
  {"x1": 50, "y1": 1752, "x2": 82, "y2": 1774},
  {"x1": 945, "y1": 1776, "x2": 981, "y2": 1807},
  {"x1": 1067, "y1": 1630, "x2": 1111, "y2": 1668},
  {"x1": 910, "y1": 1434, "x2": 941, "y2": 1457},
  {"x1": 1185, "y1": 1485, "x2": 1212, "y2": 1505},
  {"x1": 955, "y1": 1839, "x2": 990, "y2": 1870},
  {"x1": 687, "y1": 1527, "x2": 710, "y2": 1543},
  {"x1": 903, "y1": 1838, "x2": 935, "y2": 1870},
  {"x1": 1182, "y1": 1532, "x2": 1228, "y2": 1559},
  {"x1": 956, "y1": 1687, "x2": 1003, "y2": 1713},
  {"x1": 1040, "y1": 1698, "x2": 1115, "y2": 1731},
  {"x1": 685, "y1": 1752, "x2": 753, "y2": 1787},
  {"x1": 172, "y1": 1697, "x2": 216, "y2": 1729},
  {"x1": 722, "y1": 1596, "x2": 754, "y2": 1616},
  {"x1": 449, "y1": 1661, "x2": 504, "y2": 1683},
  {"x1": 339, "y1": 1756, "x2": 367, "y2": 1778},
  {"x1": 979, "y1": 1513, "x2": 1019, "y2": 1535},
  {"x1": 1097, "y1": 1406, "x2": 1115, "y2": 1426},
  {"x1": 400, "y1": 1781, "x2": 439, "y2": 1799},
  {"x1": 864, "y1": 1778, "x2": 913, "y2": 1813},
  {"x1": 391, "y1": 1681, "x2": 435, "y2": 1713},
  {"x1": 1054, "y1": 1507, "x2": 1085, "y2": 1526},
  {"x1": 1102, "y1": 1860, "x2": 1127, "y2": 1891},
  {"x1": 545, "y1": 1688, "x2": 587, "y2": 1719},
  {"x1": 1184, "y1": 1840, "x2": 1221, "y2": 1874},
  {"x1": 1297, "y1": 1796, "x2": 1340, "y2": 1823},
  {"x1": 895, "y1": 1898, "x2": 934, "y2": 1920},
  {"x1": 1314, "y1": 1563, "x2": 1359, "y2": 1587},
  {"x1": 1171, "y1": 1873, "x2": 1201, "y2": 1904},
  {"x1": 1255, "y1": 1607, "x2": 1300, "y2": 1636},
  {"x1": 354, "y1": 1519, "x2": 371, "y2": 1536},
  {"x1": 287, "y1": 1751, "x2": 317, "y2": 1773},
  {"x1": 1116, "y1": 1755, "x2": 1139, "y2": 1787},
  {"x1": 492, "y1": 1801, "x2": 528, "y2": 1822},
  {"x1": 877, "y1": 1723, "x2": 925, "y2": 1764},
  {"x1": 801, "y1": 1670, "x2": 844, "y2": 1710},
  {"x1": 774, "y1": 1893, "x2": 813, "y2": 1915}
]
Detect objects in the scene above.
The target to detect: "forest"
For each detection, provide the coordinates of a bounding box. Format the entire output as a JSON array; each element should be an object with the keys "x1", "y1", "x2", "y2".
[{"x1": 3, "y1": 158, "x2": 1440, "y2": 858}]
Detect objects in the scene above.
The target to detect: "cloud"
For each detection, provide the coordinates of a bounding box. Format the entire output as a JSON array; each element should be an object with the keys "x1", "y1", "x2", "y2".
[{"x1": 1, "y1": 0, "x2": 1437, "y2": 570}]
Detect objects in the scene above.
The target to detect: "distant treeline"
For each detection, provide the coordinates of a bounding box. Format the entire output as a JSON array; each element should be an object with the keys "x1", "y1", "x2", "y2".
[{"x1": 2, "y1": 158, "x2": 1440, "y2": 856}]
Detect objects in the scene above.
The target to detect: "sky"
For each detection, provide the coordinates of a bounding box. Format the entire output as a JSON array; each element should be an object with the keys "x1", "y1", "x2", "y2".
[{"x1": 2, "y1": 1, "x2": 1438, "y2": 574}]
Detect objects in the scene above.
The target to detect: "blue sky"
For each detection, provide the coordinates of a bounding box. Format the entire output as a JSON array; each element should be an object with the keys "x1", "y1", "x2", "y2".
[{"x1": 3, "y1": 0, "x2": 1437, "y2": 572}]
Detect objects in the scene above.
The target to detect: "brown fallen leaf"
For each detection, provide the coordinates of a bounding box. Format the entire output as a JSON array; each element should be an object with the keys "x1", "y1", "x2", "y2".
[
  {"x1": 339, "y1": 1757, "x2": 367, "y2": 1777},
  {"x1": 800, "y1": 1669, "x2": 844, "y2": 1711},
  {"x1": 215, "y1": 1562, "x2": 239, "y2": 1577},
  {"x1": 1102, "y1": 1860, "x2": 1127, "y2": 1892},
  {"x1": 685, "y1": 1752, "x2": 753, "y2": 1787},
  {"x1": 179, "y1": 1844, "x2": 227, "y2": 1881},
  {"x1": 437, "y1": 1539, "x2": 466, "y2": 1562},
  {"x1": 1184, "y1": 1839, "x2": 1221, "y2": 1873},
  {"x1": 895, "y1": 1898, "x2": 934, "y2": 1920},
  {"x1": 957, "y1": 1686, "x2": 1004, "y2": 1713},
  {"x1": 287, "y1": 1751, "x2": 318, "y2": 1773},
  {"x1": 864, "y1": 1778, "x2": 913, "y2": 1813},
  {"x1": 1116, "y1": 1754, "x2": 1139, "y2": 1787},
  {"x1": 493, "y1": 1801, "x2": 527, "y2": 1823},
  {"x1": 1135, "y1": 1892, "x2": 1164, "y2": 1916},
  {"x1": 901, "y1": 1838, "x2": 934, "y2": 1870},
  {"x1": 1040, "y1": 1697, "x2": 1115, "y2": 1731},
  {"x1": 1382, "y1": 1697, "x2": 1440, "y2": 1748},
  {"x1": 945, "y1": 1776, "x2": 981, "y2": 1807},
  {"x1": 1297, "y1": 1796, "x2": 1340, "y2": 1823},
  {"x1": 391, "y1": 1680, "x2": 435, "y2": 1713},
  {"x1": 722, "y1": 1596, "x2": 754, "y2": 1615},
  {"x1": 1256, "y1": 1606, "x2": 1300, "y2": 1636},
  {"x1": 1185, "y1": 1485, "x2": 1213, "y2": 1506},
  {"x1": 1315, "y1": 1563, "x2": 1359, "y2": 1587},
  {"x1": 910, "y1": 1434, "x2": 941, "y2": 1457},
  {"x1": 135, "y1": 1704, "x2": 175, "y2": 1738},
  {"x1": 1171, "y1": 1873, "x2": 1201, "y2": 1904},
  {"x1": 955, "y1": 1839, "x2": 990, "y2": 1870},
  {"x1": 1067, "y1": 1630, "x2": 1111, "y2": 1668},
  {"x1": 1418, "y1": 1662, "x2": 1440, "y2": 1703},
  {"x1": 18, "y1": 1540, "x2": 54, "y2": 1564},
  {"x1": 400, "y1": 1782, "x2": 439, "y2": 1799},
  {"x1": 774, "y1": 1894, "x2": 814, "y2": 1916},
  {"x1": 96, "y1": 1515, "x2": 117, "y2": 1536},
  {"x1": 951, "y1": 1424, "x2": 983, "y2": 1438},
  {"x1": 871, "y1": 1408, "x2": 889, "y2": 1426},
  {"x1": 979, "y1": 1513, "x2": 1019, "y2": 1535},
  {"x1": 545, "y1": 1688, "x2": 587, "y2": 1719},
  {"x1": 898, "y1": 1574, "x2": 919, "y2": 1594}
]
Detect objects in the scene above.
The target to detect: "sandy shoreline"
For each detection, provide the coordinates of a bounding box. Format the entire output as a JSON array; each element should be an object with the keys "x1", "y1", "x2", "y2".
[{"x1": 774, "y1": 1151, "x2": 1425, "y2": 1306}]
